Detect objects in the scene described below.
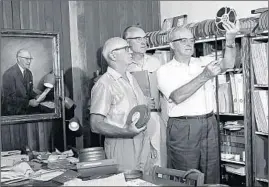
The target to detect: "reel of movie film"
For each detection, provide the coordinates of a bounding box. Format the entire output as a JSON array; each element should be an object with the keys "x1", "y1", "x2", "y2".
[{"x1": 215, "y1": 7, "x2": 237, "y2": 32}]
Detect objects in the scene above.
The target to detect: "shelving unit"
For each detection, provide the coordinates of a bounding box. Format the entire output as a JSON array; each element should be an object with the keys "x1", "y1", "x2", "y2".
[
  {"x1": 249, "y1": 31, "x2": 268, "y2": 187},
  {"x1": 221, "y1": 158, "x2": 245, "y2": 165}
]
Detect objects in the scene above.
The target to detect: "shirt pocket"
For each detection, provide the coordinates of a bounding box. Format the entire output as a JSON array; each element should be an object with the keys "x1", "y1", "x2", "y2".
[
  {"x1": 108, "y1": 107, "x2": 126, "y2": 126},
  {"x1": 111, "y1": 91, "x2": 124, "y2": 105}
]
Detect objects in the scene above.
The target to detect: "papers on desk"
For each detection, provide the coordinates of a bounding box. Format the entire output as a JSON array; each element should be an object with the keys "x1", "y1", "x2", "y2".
[
  {"x1": 30, "y1": 169, "x2": 64, "y2": 181},
  {"x1": 1, "y1": 150, "x2": 21, "y2": 157},
  {"x1": 64, "y1": 173, "x2": 127, "y2": 186},
  {"x1": 1, "y1": 162, "x2": 33, "y2": 184},
  {"x1": 126, "y1": 178, "x2": 157, "y2": 186},
  {"x1": 64, "y1": 173, "x2": 157, "y2": 186},
  {"x1": 1, "y1": 154, "x2": 29, "y2": 167}
]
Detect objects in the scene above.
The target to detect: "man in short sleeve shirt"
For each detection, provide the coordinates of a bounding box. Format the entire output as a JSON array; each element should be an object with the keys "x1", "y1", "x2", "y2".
[
  {"x1": 157, "y1": 22, "x2": 239, "y2": 183},
  {"x1": 90, "y1": 37, "x2": 151, "y2": 172}
]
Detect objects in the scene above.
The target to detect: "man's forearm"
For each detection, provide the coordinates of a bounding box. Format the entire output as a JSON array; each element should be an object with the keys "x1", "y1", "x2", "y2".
[
  {"x1": 221, "y1": 38, "x2": 236, "y2": 70},
  {"x1": 91, "y1": 121, "x2": 136, "y2": 138},
  {"x1": 170, "y1": 72, "x2": 210, "y2": 104}
]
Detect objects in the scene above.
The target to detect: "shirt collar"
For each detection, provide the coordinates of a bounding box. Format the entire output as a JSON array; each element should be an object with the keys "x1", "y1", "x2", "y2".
[
  {"x1": 17, "y1": 63, "x2": 25, "y2": 75},
  {"x1": 106, "y1": 67, "x2": 122, "y2": 80},
  {"x1": 131, "y1": 54, "x2": 148, "y2": 65},
  {"x1": 171, "y1": 57, "x2": 195, "y2": 66}
]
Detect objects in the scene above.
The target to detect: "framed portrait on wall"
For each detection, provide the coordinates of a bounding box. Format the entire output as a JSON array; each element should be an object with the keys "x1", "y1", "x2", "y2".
[{"x1": 1, "y1": 30, "x2": 62, "y2": 124}]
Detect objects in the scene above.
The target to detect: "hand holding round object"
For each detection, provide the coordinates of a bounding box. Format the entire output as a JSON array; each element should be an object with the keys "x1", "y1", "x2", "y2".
[
  {"x1": 126, "y1": 104, "x2": 150, "y2": 129},
  {"x1": 215, "y1": 7, "x2": 237, "y2": 31}
]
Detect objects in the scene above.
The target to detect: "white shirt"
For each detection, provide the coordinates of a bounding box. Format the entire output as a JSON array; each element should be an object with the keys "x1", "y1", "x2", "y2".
[
  {"x1": 17, "y1": 63, "x2": 25, "y2": 77},
  {"x1": 90, "y1": 67, "x2": 147, "y2": 128},
  {"x1": 157, "y1": 56, "x2": 216, "y2": 117}
]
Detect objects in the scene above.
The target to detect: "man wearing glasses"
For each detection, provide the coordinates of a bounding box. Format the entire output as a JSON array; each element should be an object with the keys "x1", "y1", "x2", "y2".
[
  {"x1": 157, "y1": 21, "x2": 239, "y2": 183},
  {"x1": 123, "y1": 26, "x2": 167, "y2": 172},
  {"x1": 90, "y1": 37, "x2": 151, "y2": 172},
  {"x1": 2, "y1": 49, "x2": 40, "y2": 115}
]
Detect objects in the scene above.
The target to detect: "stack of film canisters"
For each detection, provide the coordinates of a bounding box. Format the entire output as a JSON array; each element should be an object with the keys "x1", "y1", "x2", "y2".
[{"x1": 78, "y1": 147, "x2": 105, "y2": 162}]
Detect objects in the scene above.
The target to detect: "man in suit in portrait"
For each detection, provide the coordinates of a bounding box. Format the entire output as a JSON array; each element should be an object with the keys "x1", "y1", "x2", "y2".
[{"x1": 1, "y1": 49, "x2": 41, "y2": 115}]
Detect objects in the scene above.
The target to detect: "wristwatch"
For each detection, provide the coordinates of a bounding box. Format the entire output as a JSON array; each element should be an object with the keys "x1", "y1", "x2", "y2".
[{"x1": 226, "y1": 42, "x2": 236, "y2": 48}]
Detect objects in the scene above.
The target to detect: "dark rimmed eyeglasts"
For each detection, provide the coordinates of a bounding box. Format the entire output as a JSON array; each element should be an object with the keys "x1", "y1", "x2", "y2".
[
  {"x1": 18, "y1": 56, "x2": 34, "y2": 60},
  {"x1": 111, "y1": 46, "x2": 131, "y2": 53},
  {"x1": 172, "y1": 38, "x2": 195, "y2": 44},
  {"x1": 126, "y1": 36, "x2": 148, "y2": 42}
]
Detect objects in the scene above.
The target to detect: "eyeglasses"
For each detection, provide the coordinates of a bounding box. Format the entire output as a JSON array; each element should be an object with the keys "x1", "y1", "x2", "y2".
[
  {"x1": 126, "y1": 36, "x2": 148, "y2": 42},
  {"x1": 111, "y1": 46, "x2": 131, "y2": 53},
  {"x1": 18, "y1": 56, "x2": 33, "y2": 60},
  {"x1": 172, "y1": 38, "x2": 195, "y2": 44}
]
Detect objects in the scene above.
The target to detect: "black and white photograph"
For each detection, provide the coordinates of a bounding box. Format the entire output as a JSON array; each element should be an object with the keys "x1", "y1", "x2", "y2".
[
  {"x1": 0, "y1": 1, "x2": 268, "y2": 187},
  {"x1": 1, "y1": 31, "x2": 61, "y2": 123}
]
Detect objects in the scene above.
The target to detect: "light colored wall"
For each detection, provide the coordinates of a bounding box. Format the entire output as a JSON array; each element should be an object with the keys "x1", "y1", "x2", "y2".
[{"x1": 160, "y1": 1, "x2": 268, "y2": 24}]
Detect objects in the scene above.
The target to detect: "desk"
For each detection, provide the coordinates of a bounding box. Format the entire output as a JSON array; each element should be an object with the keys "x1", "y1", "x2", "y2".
[{"x1": 2, "y1": 175, "x2": 157, "y2": 186}]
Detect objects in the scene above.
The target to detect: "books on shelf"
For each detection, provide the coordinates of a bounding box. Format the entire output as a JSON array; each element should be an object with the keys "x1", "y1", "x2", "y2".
[
  {"x1": 216, "y1": 73, "x2": 244, "y2": 114},
  {"x1": 253, "y1": 90, "x2": 268, "y2": 134},
  {"x1": 251, "y1": 42, "x2": 268, "y2": 85}
]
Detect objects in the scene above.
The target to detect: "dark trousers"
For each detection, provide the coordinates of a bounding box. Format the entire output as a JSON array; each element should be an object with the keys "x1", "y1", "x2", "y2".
[{"x1": 166, "y1": 114, "x2": 220, "y2": 184}]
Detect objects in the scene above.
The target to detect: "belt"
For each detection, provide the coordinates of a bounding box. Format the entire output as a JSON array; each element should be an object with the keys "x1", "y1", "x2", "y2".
[
  {"x1": 151, "y1": 109, "x2": 161, "y2": 112},
  {"x1": 174, "y1": 112, "x2": 214, "y2": 120}
]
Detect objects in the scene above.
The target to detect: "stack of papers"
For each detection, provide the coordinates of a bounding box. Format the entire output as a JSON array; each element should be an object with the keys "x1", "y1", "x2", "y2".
[{"x1": 64, "y1": 173, "x2": 127, "y2": 186}]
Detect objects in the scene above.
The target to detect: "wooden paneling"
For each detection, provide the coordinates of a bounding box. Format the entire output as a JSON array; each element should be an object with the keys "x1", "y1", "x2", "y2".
[
  {"x1": 1, "y1": 0, "x2": 160, "y2": 150},
  {"x1": 1, "y1": 0, "x2": 71, "y2": 152},
  {"x1": 69, "y1": 0, "x2": 160, "y2": 148},
  {"x1": 242, "y1": 36, "x2": 254, "y2": 186}
]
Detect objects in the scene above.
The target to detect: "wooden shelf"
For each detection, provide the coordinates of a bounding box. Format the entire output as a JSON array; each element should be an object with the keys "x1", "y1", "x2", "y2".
[
  {"x1": 218, "y1": 113, "x2": 244, "y2": 117},
  {"x1": 195, "y1": 34, "x2": 244, "y2": 43},
  {"x1": 221, "y1": 158, "x2": 245, "y2": 165},
  {"x1": 147, "y1": 34, "x2": 245, "y2": 50},
  {"x1": 225, "y1": 169, "x2": 246, "y2": 176},
  {"x1": 255, "y1": 131, "x2": 268, "y2": 136},
  {"x1": 256, "y1": 178, "x2": 268, "y2": 183},
  {"x1": 254, "y1": 84, "x2": 268, "y2": 88},
  {"x1": 252, "y1": 35, "x2": 268, "y2": 41}
]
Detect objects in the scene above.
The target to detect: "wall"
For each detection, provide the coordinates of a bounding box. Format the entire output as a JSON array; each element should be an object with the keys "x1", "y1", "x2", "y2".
[
  {"x1": 160, "y1": 1, "x2": 268, "y2": 24},
  {"x1": 1, "y1": 0, "x2": 72, "y2": 151},
  {"x1": 68, "y1": 0, "x2": 160, "y2": 148}
]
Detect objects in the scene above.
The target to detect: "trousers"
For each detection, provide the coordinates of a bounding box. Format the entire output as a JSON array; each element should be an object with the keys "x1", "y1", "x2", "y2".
[{"x1": 166, "y1": 114, "x2": 220, "y2": 184}]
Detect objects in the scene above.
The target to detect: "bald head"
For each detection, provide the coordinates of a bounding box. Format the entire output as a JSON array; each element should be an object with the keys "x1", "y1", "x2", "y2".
[
  {"x1": 170, "y1": 27, "x2": 193, "y2": 42},
  {"x1": 122, "y1": 26, "x2": 146, "y2": 39},
  {"x1": 102, "y1": 37, "x2": 129, "y2": 62},
  {"x1": 16, "y1": 49, "x2": 31, "y2": 59},
  {"x1": 16, "y1": 49, "x2": 33, "y2": 69}
]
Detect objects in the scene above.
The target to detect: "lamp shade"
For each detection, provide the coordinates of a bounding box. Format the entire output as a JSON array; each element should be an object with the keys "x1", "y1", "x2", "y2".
[
  {"x1": 64, "y1": 97, "x2": 76, "y2": 109},
  {"x1": 44, "y1": 73, "x2": 56, "y2": 88},
  {"x1": 68, "y1": 117, "x2": 83, "y2": 137}
]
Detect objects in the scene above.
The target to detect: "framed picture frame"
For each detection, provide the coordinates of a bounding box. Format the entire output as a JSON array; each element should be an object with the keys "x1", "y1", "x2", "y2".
[{"x1": 1, "y1": 30, "x2": 62, "y2": 124}]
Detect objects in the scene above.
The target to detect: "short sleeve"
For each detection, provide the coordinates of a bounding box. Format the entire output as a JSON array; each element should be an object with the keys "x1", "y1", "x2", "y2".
[
  {"x1": 157, "y1": 67, "x2": 174, "y2": 100},
  {"x1": 90, "y1": 82, "x2": 112, "y2": 116}
]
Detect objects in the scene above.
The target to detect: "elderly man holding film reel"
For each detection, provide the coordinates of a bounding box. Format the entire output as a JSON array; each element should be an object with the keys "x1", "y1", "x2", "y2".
[
  {"x1": 90, "y1": 37, "x2": 154, "y2": 173},
  {"x1": 157, "y1": 12, "x2": 240, "y2": 183}
]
